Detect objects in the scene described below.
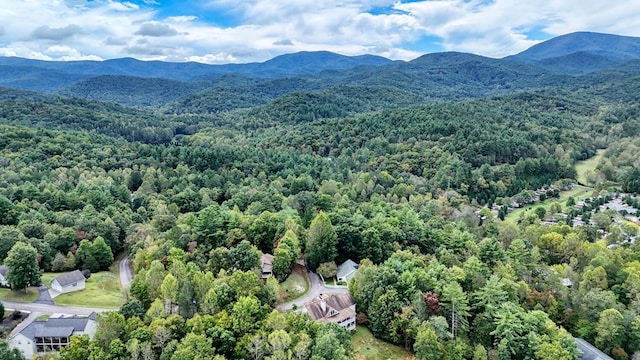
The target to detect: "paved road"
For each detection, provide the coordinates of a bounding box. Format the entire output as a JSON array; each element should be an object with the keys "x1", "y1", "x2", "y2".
[
  {"x1": 119, "y1": 256, "x2": 133, "y2": 288},
  {"x1": 277, "y1": 271, "x2": 349, "y2": 311},
  {"x1": 2, "y1": 300, "x2": 115, "y2": 315}
]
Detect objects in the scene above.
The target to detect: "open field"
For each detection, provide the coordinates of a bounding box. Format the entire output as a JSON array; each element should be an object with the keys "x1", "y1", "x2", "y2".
[
  {"x1": 576, "y1": 149, "x2": 606, "y2": 186},
  {"x1": 50, "y1": 271, "x2": 124, "y2": 309},
  {"x1": 0, "y1": 288, "x2": 39, "y2": 303},
  {"x1": 505, "y1": 185, "x2": 593, "y2": 222},
  {"x1": 278, "y1": 267, "x2": 309, "y2": 303},
  {"x1": 351, "y1": 326, "x2": 415, "y2": 360}
]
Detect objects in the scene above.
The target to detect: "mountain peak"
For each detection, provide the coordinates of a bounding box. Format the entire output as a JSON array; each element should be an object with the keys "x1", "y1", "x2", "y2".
[{"x1": 509, "y1": 31, "x2": 640, "y2": 62}]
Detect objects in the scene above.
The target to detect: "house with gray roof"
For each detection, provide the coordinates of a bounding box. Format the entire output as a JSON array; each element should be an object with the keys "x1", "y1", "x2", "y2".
[
  {"x1": 51, "y1": 270, "x2": 86, "y2": 294},
  {"x1": 261, "y1": 253, "x2": 274, "y2": 279},
  {"x1": 575, "y1": 338, "x2": 613, "y2": 360},
  {"x1": 336, "y1": 259, "x2": 358, "y2": 284},
  {"x1": 303, "y1": 293, "x2": 356, "y2": 331},
  {"x1": 0, "y1": 264, "x2": 9, "y2": 287},
  {"x1": 9, "y1": 313, "x2": 98, "y2": 358}
]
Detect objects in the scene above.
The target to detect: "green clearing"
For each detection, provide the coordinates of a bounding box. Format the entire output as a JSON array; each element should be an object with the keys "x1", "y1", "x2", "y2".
[
  {"x1": 505, "y1": 185, "x2": 593, "y2": 222},
  {"x1": 576, "y1": 149, "x2": 606, "y2": 186},
  {"x1": 0, "y1": 288, "x2": 39, "y2": 303},
  {"x1": 351, "y1": 326, "x2": 415, "y2": 360},
  {"x1": 40, "y1": 272, "x2": 57, "y2": 287},
  {"x1": 278, "y1": 270, "x2": 309, "y2": 303},
  {"x1": 52, "y1": 271, "x2": 124, "y2": 309}
]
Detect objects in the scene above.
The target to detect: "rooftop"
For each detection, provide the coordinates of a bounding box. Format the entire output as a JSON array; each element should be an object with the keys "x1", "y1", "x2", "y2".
[
  {"x1": 52, "y1": 270, "x2": 86, "y2": 287},
  {"x1": 575, "y1": 338, "x2": 613, "y2": 360},
  {"x1": 17, "y1": 313, "x2": 97, "y2": 340},
  {"x1": 305, "y1": 293, "x2": 355, "y2": 321}
]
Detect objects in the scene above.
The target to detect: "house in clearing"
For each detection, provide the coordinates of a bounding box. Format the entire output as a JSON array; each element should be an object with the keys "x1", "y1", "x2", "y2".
[
  {"x1": 261, "y1": 253, "x2": 274, "y2": 279},
  {"x1": 336, "y1": 259, "x2": 358, "y2": 284},
  {"x1": 51, "y1": 270, "x2": 86, "y2": 294},
  {"x1": 0, "y1": 265, "x2": 9, "y2": 287},
  {"x1": 303, "y1": 293, "x2": 356, "y2": 331},
  {"x1": 9, "y1": 313, "x2": 98, "y2": 359}
]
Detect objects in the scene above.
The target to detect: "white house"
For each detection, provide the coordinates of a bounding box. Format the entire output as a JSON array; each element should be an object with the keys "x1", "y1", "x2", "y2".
[
  {"x1": 9, "y1": 313, "x2": 98, "y2": 359},
  {"x1": 0, "y1": 265, "x2": 9, "y2": 287},
  {"x1": 303, "y1": 294, "x2": 357, "y2": 331},
  {"x1": 336, "y1": 259, "x2": 359, "y2": 284},
  {"x1": 51, "y1": 270, "x2": 86, "y2": 294}
]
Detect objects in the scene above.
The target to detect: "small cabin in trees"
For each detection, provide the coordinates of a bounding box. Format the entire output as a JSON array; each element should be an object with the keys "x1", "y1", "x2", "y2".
[
  {"x1": 261, "y1": 253, "x2": 274, "y2": 279},
  {"x1": 51, "y1": 270, "x2": 86, "y2": 294}
]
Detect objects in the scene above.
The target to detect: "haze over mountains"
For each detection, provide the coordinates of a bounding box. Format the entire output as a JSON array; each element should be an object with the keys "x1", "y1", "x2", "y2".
[{"x1": 1, "y1": 31, "x2": 640, "y2": 110}]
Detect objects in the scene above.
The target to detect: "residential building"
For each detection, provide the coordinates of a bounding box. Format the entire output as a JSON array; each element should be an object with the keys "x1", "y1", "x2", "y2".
[
  {"x1": 575, "y1": 338, "x2": 613, "y2": 360},
  {"x1": 303, "y1": 293, "x2": 356, "y2": 331},
  {"x1": 9, "y1": 313, "x2": 98, "y2": 358},
  {"x1": 261, "y1": 253, "x2": 274, "y2": 279},
  {"x1": 51, "y1": 270, "x2": 86, "y2": 294},
  {"x1": 336, "y1": 259, "x2": 358, "y2": 284}
]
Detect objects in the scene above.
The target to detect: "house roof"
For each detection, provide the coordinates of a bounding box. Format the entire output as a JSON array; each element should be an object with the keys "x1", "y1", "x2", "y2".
[
  {"x1": 35, "y1": 327, "x2": 74, "y2": 338},
  {"x1": 575, "y1": 338, "x2": 614, "y2": 360},
  {"x1": 304, "y1": 294, "x2": 355, "y2": 322},
  {"x1": 16, "y1": 313, "x2": 97, "y2": 340},
  {"x1": 52, "y1": 270, "x2": 86, "y2": 287},
  {"x1": 336, "y1": 259, "x2": 358, "y2": 281},
  {"x1": 262, "y1": 253, "x2": 274, "y2": 272},
  {"x1": 0, "y1": 265, "x2": 8, "y2": 276}
]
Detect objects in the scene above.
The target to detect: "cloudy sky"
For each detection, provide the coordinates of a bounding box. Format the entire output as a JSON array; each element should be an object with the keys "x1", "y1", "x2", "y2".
[{"x1": 1, "y1": 0, "x2": 639, "y2": 64}]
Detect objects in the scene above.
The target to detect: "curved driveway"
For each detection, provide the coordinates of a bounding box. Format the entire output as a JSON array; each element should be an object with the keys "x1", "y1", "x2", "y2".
[
  {"x1": 119, "y1": 256, "x2": 133, "y2": 288},
  {"x1": 277, "y1": 271, "x2": 349, "y2": 311}
]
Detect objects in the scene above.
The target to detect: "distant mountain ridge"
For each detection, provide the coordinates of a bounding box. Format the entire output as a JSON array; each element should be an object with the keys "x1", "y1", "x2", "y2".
[
  {"x1": 0, "y1": 51, "x2": 393, "y2": 82},
  {"x1": 2, "y1": 31, "x2": 640, "y2": 109},
  {"x1": 506, "y1": 32, "x2": 640, "y2": 74}
]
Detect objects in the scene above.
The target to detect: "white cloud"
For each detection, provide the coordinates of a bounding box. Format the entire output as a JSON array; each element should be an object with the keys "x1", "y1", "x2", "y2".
[
  {"x1": 1, "y1": 0, "x2": 640, "y2": 63},
  {"x1": 187, "y1": 52, "x2": 238, "y2": 64}
]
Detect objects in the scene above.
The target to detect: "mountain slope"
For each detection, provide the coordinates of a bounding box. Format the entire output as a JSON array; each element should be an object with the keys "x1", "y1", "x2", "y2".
[
  {"x1": 57, "y1": 75, "x2": 204, "y2": 107},
  {"x1": 510, "y1": 32, "x2": 640, "y2": 62},
  {"x1": 507, "y1": 32, "x2": 640, "y2": 74},
  {"x1": 346, "y1": 52, "x2": 568, "y2": 100}
]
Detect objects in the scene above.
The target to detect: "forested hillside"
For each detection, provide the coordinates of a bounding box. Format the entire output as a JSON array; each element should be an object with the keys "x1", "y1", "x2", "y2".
[{"x1": 1, "y1": 33, "x2": 640, "y2": 360}]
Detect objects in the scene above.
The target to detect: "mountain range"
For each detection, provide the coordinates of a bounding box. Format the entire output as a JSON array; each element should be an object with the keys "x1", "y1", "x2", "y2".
[{"x1": 1, "y1": 31, "x2": 640, "y2": 110}]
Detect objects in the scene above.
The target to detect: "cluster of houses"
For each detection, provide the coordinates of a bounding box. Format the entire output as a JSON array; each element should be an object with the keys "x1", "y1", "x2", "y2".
[
  {"x1": 3, "y1": 268, "x2": 90, "y2": 358},
  {"x1": 261, "y1": 254, "x2": 358, "y2": 331}
]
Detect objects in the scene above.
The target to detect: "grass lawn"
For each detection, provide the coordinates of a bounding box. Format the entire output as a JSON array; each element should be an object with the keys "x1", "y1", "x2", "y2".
[
  {"x1": 351, "y1": 326, "x2": 415, "y2": 360},
  {"x1": 0, "y1": 288, "x2": 39, "y2": 302},
  {"x1": 576, "y1": 149, "x2": 606, "y2": 186},
  {"x1": 40, "y1": 272, "x2": 58, "y2": 287},
  {"x1": 278, "y1": 269, "x2": 309, "y2": 303},
  {"x1": 52, "y1": 271, "x2": 124, "y2": 309},
  {"x1": 505, "y1": 185, "x2": 594, "y2": 223}
]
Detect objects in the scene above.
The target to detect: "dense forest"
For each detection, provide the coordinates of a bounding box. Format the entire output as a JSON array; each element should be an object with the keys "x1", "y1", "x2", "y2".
[{"x1": 2, "y1": 33, "x2": 640, "y2": 360}]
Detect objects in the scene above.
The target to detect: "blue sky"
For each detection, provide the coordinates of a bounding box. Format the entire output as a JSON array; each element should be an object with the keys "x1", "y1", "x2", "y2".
[{"x1": 1, "y1": 0, "x2": 639, "y2": 63}]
